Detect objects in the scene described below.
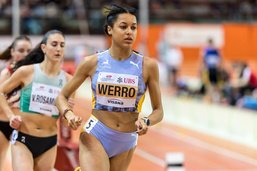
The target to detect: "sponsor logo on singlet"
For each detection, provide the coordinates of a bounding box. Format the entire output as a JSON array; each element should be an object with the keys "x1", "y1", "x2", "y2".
[{"x1": 96, "y1": 72, "x2": 138, "y2": 108}]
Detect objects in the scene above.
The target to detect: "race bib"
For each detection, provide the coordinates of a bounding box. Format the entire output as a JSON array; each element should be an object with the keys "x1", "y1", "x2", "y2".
[
  {"x1": 96, "y1": 72, "x2": 138, "y2": 108},
  {"x1": 83, "y1": 116, "x2": 98, "y2": 133},
  {"x1": 29, "y1": 83, "x2": 60, "y2": 116},
  {"x1": 11, "y1": 130, "x2": 18, "y2": 145}
]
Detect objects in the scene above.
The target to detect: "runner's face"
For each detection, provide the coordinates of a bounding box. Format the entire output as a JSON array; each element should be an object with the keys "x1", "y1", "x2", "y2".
[
  {"x1": 110, "y1": 13, "x2": 137, "y2": 49},
  {"x1": 42, "y1": 33, "x2": 65, "y2": 62},
  {"x1": 11, "y1": 40, "x2": 32, "y2": 62}
]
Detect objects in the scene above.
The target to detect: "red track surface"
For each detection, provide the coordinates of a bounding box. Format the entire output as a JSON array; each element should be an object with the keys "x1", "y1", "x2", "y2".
[
  {"x1": 3, "y1": 97, "x2": 257, "y2": 171},
  {"x1": 73, "y1": 98, "x2": 257, "y2": 171}
]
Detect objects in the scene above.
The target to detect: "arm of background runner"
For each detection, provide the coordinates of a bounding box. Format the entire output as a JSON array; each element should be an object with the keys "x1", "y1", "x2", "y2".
[{"x1": 0, "y1": 65, "x2": 32, "y2": 128}]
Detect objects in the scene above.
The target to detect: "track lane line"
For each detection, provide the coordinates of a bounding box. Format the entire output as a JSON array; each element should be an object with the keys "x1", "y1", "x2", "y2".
[
  {"x1": 134, "y1": 148, "x2": 166, "y2": 168},
  {"x1": 152, "y1": 126, "x2": 257, "y2": 167}
]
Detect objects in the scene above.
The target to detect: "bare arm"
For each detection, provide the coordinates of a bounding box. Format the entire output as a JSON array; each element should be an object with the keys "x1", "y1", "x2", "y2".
[
  {"x1": 136, "y1": 57, "x2": 163, "y2": 135},
  {"x1": 55, "y1": 55, "x2": 97, "y2": 129},
  {"x1": 0, "y1": 68, "x2": 18, "y2": 106},
  {"x1": 145, "y1": 57, "x2": 164, "y2": 125},
  {"x1": 0, "y1": 66, "x2": 30, "y2": 117},
  {"x1": 0, "y1": 66, "x2": 32, "y2": 129},
  {"x1": 0, "y1": 68, "x2": 11, "y2": 83},
  {"x1": 65, "y1": 73, "x2": 76, "y2": 109}
]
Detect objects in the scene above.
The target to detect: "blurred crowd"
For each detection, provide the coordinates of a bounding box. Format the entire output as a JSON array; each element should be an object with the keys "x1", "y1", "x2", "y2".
[
  {"x1": 1, "y1": 0, "x2": 257, "y2": 35},
  {"x1": 159, "y1": 37, "x2": 257, "y2": 112},
  {"x1": 1, "y1": 0, "x2": 257, "y2": 111}
]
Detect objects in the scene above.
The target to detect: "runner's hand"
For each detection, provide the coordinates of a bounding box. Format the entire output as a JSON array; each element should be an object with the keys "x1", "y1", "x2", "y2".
[
  {"x1": 135, "y1": 118, "x2": 148, "y2": 136},
  {"x1": 9, "y1": 115, "x2": 22, "y2": 129},
  {"x1": 64, "y1": 111, "x2": 82, "y2": 130}
]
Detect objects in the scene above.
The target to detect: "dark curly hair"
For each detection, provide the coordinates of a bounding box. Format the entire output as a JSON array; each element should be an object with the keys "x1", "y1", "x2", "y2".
[{"x1": 103, "y1": 4, "x2": 137, "y2": 36}]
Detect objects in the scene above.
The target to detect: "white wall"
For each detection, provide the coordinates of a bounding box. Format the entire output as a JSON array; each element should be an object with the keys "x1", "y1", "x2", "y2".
[{"x1": 143, "y1": 94, "x2": 257, "y2": 149}]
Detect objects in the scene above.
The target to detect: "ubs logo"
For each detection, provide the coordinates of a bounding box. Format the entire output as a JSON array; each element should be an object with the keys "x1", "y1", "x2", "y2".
[{"x1": 117, "y1": 77, "x2": 122, "y2": 83}]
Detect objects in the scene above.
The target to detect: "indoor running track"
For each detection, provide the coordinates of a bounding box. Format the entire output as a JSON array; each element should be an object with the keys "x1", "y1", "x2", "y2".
[
  {"x1": 74, "y1": 98, "x2": 257, "y2": 171},
  {"x1": 3, "y1": 97, "x2": 257, "y2": 171}
]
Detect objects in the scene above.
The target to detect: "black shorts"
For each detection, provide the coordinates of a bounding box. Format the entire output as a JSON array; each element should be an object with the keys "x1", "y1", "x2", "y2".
[
  {"x1": 208, "y1": 68, "x2": 218, "y2": 84},
  {"x1": 11, "y1": 130, "x2": 57, "y2": 158},
  {"x1": 0, "y1": 120, "x2": 13, "y2": 140}
]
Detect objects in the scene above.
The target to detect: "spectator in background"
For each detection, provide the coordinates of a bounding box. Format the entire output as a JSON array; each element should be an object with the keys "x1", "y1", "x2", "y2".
[
  {"x1": 200, "y1": 37, "x2": 222, "y2": 102},
  {"x1": 239, "y1": 1, "x2": 253, "y2": 20},
  {"x1": 232, "y1": 61, "x2": 257, "y2": 92},
  {"x1": 164, "y1": 43, "x2": 183, "y2": 89},
  {"x1": 227, "y1": 61, "x2": 257, "y2": 105},
  {"x1": 20, "y1": 4, "x2": 43, "y2": 35},
  {"x1": 74, "y1": 45, "x2": 89, "y2": 67},
  {"x1": 156, "y1": 34, "x2": 170, "y2": 86},
  {"x1": 237, "y1": 89, "x2": 257, "y2": 110}
]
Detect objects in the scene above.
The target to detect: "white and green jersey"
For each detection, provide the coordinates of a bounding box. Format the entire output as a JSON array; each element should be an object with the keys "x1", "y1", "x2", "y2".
[{"x1": 20, "y1": 64, "x2": 67, "y2": 118}]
